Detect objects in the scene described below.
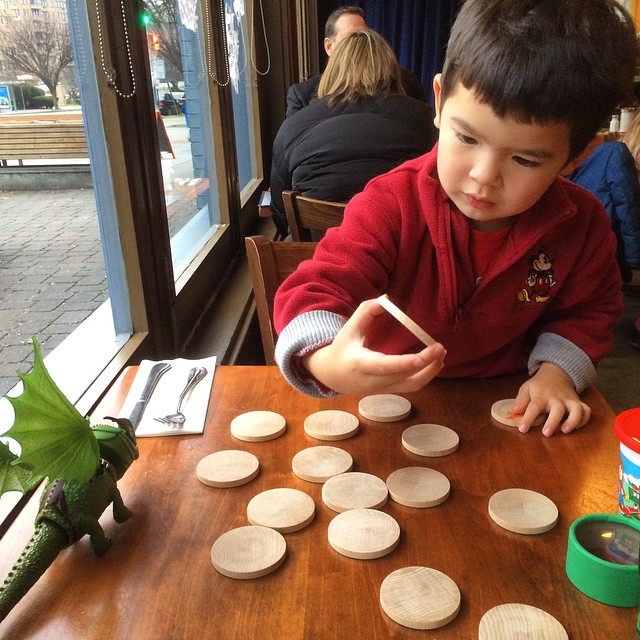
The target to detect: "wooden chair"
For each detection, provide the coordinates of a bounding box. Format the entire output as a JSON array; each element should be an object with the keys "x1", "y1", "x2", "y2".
[
  {"x1": 282, "y1": 190, "x2": 347, "y2": 241},
  {"x1": 245, "y1": 235, "x2": 318, "y2": 364}
]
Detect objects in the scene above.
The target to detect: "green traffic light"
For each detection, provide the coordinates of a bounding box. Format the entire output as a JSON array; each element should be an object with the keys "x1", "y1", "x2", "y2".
[{"x1": 142, "y1": 12, "x2": 152, "y2": 27}]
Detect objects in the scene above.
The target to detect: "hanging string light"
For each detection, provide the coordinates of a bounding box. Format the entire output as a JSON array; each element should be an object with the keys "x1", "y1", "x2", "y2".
[
  {"x1": 202, "y1": 0, "x2": 231, "y2": 86},
  {"x1": 93, "y1": 0, "x2": 270, "y2": 97},
  {"x1": 95, "y1": 0, "x2": 137, "y2": 98}
]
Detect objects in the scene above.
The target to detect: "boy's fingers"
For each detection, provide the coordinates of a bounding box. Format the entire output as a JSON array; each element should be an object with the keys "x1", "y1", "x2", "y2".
[
  {"x1": 341, "y1": 345, "x2": 446, "y2": 394},
  {"x1": 516, "y1": 397, "x2": 544, "y2": 433},
  {"x1": 511, "y1": 391, "x2": 531, "y2": 418},
  {"x1": 378, "y1": 354, "x2": 446, "y2": 393},
  {"x1": 523, "y1": 400, "x2": 591, "y2": 436},
  {"x1": 354, "y1": 298, "x2": 387, "y2": 322},
  {"x1": 540, "y1": 404, "x2": 566, "y2": 437},
  {"x1": 357, "y1": 344, "x2": 446, "y2": 377},
  {"x1": 340, "y1": 299, "x2": 387, "y2": 341},
  {"x1": 560, "y1": 402, "x2": 591, "y2": 434}
]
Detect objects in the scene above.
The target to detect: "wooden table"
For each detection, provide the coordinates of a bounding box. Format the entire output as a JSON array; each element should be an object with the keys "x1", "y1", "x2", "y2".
[{"x1": 0, "y1": 366, "x2": 634, "y2": 639}]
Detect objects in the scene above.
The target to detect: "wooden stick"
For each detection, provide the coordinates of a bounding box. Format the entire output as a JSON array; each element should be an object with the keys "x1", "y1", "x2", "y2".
[{"x1": 377, "y1": 294, "x2": 437, "y2": 347}]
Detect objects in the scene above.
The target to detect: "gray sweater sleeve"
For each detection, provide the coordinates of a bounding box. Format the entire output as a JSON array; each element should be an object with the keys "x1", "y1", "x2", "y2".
[
  {"x1": 274, "y1": 310, "x2": 346, "y2": 397},
  {"x1": 528, "y1": 332, "x2": 596, "y2": 393}
]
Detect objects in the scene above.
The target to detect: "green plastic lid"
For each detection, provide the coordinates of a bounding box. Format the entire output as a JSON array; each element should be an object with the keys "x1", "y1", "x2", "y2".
[{"x1": 566, "y1": 513, "x2": 640, "y2": 607}]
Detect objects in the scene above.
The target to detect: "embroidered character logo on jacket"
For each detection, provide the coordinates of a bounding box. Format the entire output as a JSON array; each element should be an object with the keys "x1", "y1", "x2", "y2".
[{"x1": 517, "y1": 250, "x2": 556, "y2": 303}]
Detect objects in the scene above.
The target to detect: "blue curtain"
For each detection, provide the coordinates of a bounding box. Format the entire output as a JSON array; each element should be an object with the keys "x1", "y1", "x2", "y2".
[{"x1": 320, "y1": 0, "x2": 463, "y2": 106}]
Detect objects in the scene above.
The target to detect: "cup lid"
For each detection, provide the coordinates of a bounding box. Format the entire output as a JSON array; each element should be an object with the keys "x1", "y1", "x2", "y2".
[
  {"x1": 615, "y1": 408, "x2": 640, "y2": 451},
  {"x1": 566, "y1": 513, "x2": 640, "y2": 607}
]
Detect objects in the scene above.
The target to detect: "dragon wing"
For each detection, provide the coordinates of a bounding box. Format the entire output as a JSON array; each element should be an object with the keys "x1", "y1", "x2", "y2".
[
  {"x1": 0, "y1": 338, "x2": 99, "y2": 494},
  {"x1": 0, "y1": 444, "x2": 38, "y2": 494}
]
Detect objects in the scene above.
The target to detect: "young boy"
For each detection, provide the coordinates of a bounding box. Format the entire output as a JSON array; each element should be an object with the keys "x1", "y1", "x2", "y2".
[{"x1": 273, "y1": 0, "x2": 638, "y2": 437}]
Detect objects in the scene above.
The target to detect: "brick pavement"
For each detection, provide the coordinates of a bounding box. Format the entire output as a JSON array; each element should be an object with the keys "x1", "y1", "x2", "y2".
[{"x1": 0, "y1": 188, "x2": 107, "y2": 396}]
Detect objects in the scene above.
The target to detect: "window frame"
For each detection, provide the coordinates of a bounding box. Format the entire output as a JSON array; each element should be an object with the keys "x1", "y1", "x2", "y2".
[
  {"x1": 90, "y1": 0, "x2": 265, "y2": 365},
  {"x1": 46, "y1": 0, "x2": 269, "y2": 412}
]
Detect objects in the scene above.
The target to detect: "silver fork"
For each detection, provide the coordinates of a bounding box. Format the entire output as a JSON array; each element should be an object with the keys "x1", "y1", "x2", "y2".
[{"x1": 154, "y1": 366, "x2": 208, "y2": 425}]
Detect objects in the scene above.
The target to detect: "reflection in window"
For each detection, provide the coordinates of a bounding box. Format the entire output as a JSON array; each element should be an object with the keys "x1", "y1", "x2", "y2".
[
  {"x1": 146, "y1": 0, "x2": 223, "y2": 282},
  {"x1": 226, "y1": 0, "x2": 259, "y2": 198}
]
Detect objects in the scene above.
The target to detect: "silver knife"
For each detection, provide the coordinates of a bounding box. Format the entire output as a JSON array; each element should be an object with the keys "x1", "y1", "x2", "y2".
[{"x1": 128, "y1": 362, "x2": 172, "y2": 430}]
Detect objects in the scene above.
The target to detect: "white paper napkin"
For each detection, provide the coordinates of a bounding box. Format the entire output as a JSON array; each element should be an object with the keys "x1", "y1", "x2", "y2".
[{"x1": 115, "y1": 356, "x2": 217, "y2": 437}]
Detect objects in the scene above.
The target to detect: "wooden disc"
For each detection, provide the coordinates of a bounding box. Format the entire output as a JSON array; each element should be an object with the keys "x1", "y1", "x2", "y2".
[
  {"x1": 479, "y1": 603, "x2": 568, "y2": 640},
  {"x1": 196, "y1": 450, "x2": 260, "y2": 488},
  {"x1": 322, "y1": 471, "x2": 388, "y2": 512},
  {"x1": 304, "y1": 410, "x2": 359, "y2": 441},
  {"x1": 291, "y1": 446, "x2": 353, "y2": 483},
  {"x1": 379, "y1": 566, "x2": 461, "y2": 630},
  {"x1": 211, "y1": 525, "x2": 286, "y2": 579},
  {"x1": 247, "y1": 488, "x2": 315, "y2": 533},
  {"x1": 230, "y1": 410, "x2": 286, "y2": 442},
  {"x1": 358, "y1": 394, "x2": 411, "y2": 422},
  {"x1": 488, "y1": 488, "x2": 558, "y2": 535},
  {"x1": 402, "y1": 424, "x2": 459, "y2": 457},
  {"x1": 386, "y1": 467, "x2": 450, "y2": 508},
  {"x1": 328, "y1": 508, "x2": 400, "y2": 560},
  {"x1": 491, "y1": 399, "x2": 545, "y2": 428}
]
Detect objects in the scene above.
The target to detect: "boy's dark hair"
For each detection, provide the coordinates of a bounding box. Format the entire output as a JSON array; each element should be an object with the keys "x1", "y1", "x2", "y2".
[
  {"x1": 325, "y1": 6, "x2": 366, "y2": 39},
  {"x1": 441, "y1": 0, "x2": 639, "y2": 160}
]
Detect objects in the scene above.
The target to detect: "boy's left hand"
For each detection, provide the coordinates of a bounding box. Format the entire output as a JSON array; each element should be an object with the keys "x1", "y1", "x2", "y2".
[{"x1": 512, "y1": 362, "x2": 591, "y2": 437}]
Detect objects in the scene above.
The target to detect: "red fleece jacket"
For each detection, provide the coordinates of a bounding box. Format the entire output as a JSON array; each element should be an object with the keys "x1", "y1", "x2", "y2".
[{"x1": 274, "y1": 147, "x2": 622, "y2": 383}]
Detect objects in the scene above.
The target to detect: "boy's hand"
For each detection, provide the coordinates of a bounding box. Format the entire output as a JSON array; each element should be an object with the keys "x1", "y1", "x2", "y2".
[
  {"x1": 303, "y1": 299, "x2": 447, "y2": 395},
  {"x1": 513, "y1": 362, "x2": 591, "y2": 437}
]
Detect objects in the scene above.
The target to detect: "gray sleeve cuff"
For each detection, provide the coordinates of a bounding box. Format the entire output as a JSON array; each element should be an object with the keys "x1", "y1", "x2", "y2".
[
  {"x1": 528, "y1": 332, "x2": 596, "y2": 394},
  {"x1": 274, "y1": 310, "x2": 347, "y2": 397}
]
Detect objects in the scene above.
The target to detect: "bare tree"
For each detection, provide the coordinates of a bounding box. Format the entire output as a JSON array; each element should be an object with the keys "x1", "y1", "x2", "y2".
[{"x1": 0, "y1": 19, "x2": 74, "y2": 109}]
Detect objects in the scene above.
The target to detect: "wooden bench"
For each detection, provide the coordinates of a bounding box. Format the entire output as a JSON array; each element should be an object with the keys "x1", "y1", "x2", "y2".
[{"x1": 0, "y1": 122, "x2": 88, "y2": 166}]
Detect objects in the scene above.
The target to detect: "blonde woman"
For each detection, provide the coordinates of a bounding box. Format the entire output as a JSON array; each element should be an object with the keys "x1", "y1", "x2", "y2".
[
  {"x1": 316, "y1": 28, "x2": 405, "y2": 104},
  {"x1": 285, "y1": 6, "x2": 426, "y2": 117},
  {"x1": 270, "y1": 29, "x2": 437, "y2": 237}
]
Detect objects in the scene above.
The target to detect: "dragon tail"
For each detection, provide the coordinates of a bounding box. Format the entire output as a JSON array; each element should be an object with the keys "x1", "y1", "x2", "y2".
[{"x1": 0, "y1": 521, "x2": 68, "y2": 622}]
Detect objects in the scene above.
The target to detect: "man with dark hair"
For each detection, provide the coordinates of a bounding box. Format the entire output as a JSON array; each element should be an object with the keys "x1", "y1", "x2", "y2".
[{"x1": 285, "y1": 6, "x2": 426, "y2": 117}]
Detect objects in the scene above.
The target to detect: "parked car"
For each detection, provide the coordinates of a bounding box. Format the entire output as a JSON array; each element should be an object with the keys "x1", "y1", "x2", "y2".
[{"x1": 158, "y1": 93, "x2": 181, "y2": 116}]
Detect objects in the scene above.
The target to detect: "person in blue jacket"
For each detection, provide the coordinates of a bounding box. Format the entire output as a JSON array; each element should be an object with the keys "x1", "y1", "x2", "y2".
[
  {"x1": 566, "y1": 136, "x2": 640, "y2": 284},
  {"x1": 621, "y1": 112, "x2": 640, "y2": 349}
]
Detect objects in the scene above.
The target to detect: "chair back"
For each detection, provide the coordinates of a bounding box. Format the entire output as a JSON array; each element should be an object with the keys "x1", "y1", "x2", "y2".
[
  {"x1": 282, "y1": 190, "x2": 347, "y2": 241},
  {"x1": 245, "y1": 235, "x2": 318, "y2": 363}
]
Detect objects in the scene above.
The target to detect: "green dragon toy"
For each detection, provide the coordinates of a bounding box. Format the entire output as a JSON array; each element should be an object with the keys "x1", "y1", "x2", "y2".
[{"x1": 0, "y1": 338, "x2": 138, "y2": 622}]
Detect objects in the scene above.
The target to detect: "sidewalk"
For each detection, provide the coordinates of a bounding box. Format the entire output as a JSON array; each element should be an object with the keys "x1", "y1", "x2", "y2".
[
  {"x1": 0, "y1": 188, "x2": 106, "y2": 396},
  {"x1": 0, "y1": 113, "x2": 197, "y2": 398}
]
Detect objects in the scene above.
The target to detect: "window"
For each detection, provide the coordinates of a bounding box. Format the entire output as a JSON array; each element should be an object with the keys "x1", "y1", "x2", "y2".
[
  {"x1": 226, "y1": 0, "x2": 262, "y2": 200},
  {"x1": 0, "y1": 0, "x2": 281, "y2": 537},
  {"x1": 146, "y1": 0, "x2": 227, "y2": 283},
  {"x1": 142, "y1": 0, "x2": 264, "y2": 287},
  {"x1": 0, "y1": 0, "x2": 272, "y2": 528},
  {"x1": 0, "y1": 0, "x2": 265, "y2": 412}
]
